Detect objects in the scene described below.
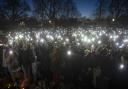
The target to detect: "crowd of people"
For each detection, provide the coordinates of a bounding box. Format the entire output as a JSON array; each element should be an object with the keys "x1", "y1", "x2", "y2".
[
  {"x1": 1, "y1": 26, "x2": 128, "y2": 89},
  {"x1": 2, "y1": 45, "x2": 128, "y2": 89}
]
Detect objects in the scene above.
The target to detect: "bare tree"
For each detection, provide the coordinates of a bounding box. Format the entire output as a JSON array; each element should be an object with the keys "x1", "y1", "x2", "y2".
[
  {"x1": 33, "y1": 0, "x2": 62, "y2": 20},
  {"x1": 61, "y1": 0, "x2": 81, "y2": 19},
  {"x1": 93, "y1": 0, "x2": 107, "y2": 22},
  {"x1": 109, "y1": 0, "x2": 128, "y2": 19},
  {"x1": 33, "y1": 0, "x2": 81, "y2": 20},
  {"x1": 0, "y1": 0, "x2": 30, "y2": 21},
  {"x1": 33, "y1": 0, "x2": 47, "y2": 20}
]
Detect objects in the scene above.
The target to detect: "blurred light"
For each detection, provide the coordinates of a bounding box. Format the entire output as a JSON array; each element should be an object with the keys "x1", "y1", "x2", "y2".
[
  {"x1": 91, "y1": 38, "x2": 95, "y2": 42},
  {"x1": 77, "y1": 42, "x2": 80, "y2": 46},
  {"x1": 67, "y1": 50, "x2": 72, "y2": 56},
  {"x1": 83, "y1": 36, "x2": 87, "y2": 42},
  {"x1": 112, "y1": 18, "x2": 115, "y2": 22},
  {"x1": 36, "y1": 34, "x2": 40, "y2": 39},
  {"x1": 123, "y1": 39, "x2": 128, "y2": 43},
  {"x1": 9, "y1": 50, "x2": 13, "y2": 55},
  {"x1": 63, "y1": 42, "x2": 66, "y2": 45},
  {"x1": 30, "y1": 38, "x2": 33, "y2": 41},
  {"x1": 116, "y1": 42, "x2": 119, "y2": 46},
  {"x1": 72, "y1": 33, "x2": 77, "y2": 37},
  {"x1": 98, "y1": 40, "x2": 101, "y2": 44},
  {"x1": 65, "y1": 38, "x2": 69, "y2": 42},
  {"x1": 99, "y1": 33, "x2": 102, "y2": 36},
  {"x1": 19, "y1": 34, "x2": 23, "y2": 39},
  {"x1": 57, "y1": 35, "x2": 61, "y2": 39},
  {"x1": 49, "y1": 20, "x2": 52, "y2": 23},
  {"x1": 91, "y1": 45, "x2": 94, "y2": 48},
  {"x1": 119, "y1": 64, "x2": 124, "y2": 70},
  {"x1": 110, "y1": 35, "x2": 113, "y2": 39},
  {"x1": 40, "y1": 39, "x2": 44, "y2": 43},
  {"x1": 15, "y1": 36, "x2": 18, "y2": 40},
  {"x1": 0, "y1": 44, "x2": 3, "y2": 46},
  {"x1": 87, "y1": 39, "x2": 91, "y2": 43},
  {"x1": 119, "y1": 44, "x2": 124, "y2": 48}
]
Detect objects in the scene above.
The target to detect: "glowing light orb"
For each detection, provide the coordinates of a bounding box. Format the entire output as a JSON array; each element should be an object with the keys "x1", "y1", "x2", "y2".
[
  {"x1": 65, "y1": 38, "x2": 69, "y2": 42},
  {"x1": 9, "y1": 50, "x2": 13, "y2": 55},
  {"x1": 19, "y1": 34, "x2": 23, "y2": 39},
  {"x1": 116, "y1": 43, "x2": 119, "y2": 46},
  {"x1": 119, "y1": 64, "x2": 124, "y2": 70},
  {"x1": 15, "y1": 36, "x2": 18, "y2": 40},
  {"x1": 91, "y1": 38, "x2": 95, "y2": 42},
  {"x1": 67, "y1": 50, "x2": 72, "y2": 56},
  {"x1": 49, "y1": 20, "x2": 52, "y2": 23},
  {"x1": 98, "y1": 40, "x2": 101, "y2": 44},
  {"x1": 83, "y1": 36, "x2": 87, "y2": 42},
  {"x1": 77, "y1": 42, "x2": 80, "y2": 46},
  {"x1": 91, "y1": 45, "x2": 94, "y2": 48},
  {"x1": 112, "y1": 18, "x2": 115, "y2": 22},
  {"x1": 87, "y1": 39, "x2": 91, "y2": 43},
  {"x1": 40, "y1": 39, "x2": 44, "y2": 43}
]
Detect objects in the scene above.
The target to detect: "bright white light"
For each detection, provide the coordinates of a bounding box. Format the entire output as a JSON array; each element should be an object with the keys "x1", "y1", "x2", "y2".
[
  {"x1": 6, "y1": 27, "x2": 128, "y2": 51},
  {"x1": 113, "y1": 35, "x2": 118, "y2": 41},
  {"x1": 87, "y1": 39, "x2": 91, "y2": 43},
  {"x1": 19, "y1": 34, "x2": 23, "y2": 39},
  {"x1": 116, "y1": 42, "x2": 119, "y2": 46},
  {"x1": 50, "y1": 36, "x2": 54, "y2": 40},
  {"x1": 57, "y1": 35, "x2": 61, "y2": 39},
  {"x1": 119, "y1": 44, "x2": 124, "y2": 48},
  {"x1": 91, "y1": 45, "x2": 94, "y2": 48},
  {"x1": 103, "y1": 30, "x2": 106, "y2": 34},
  {"x1": 30, "y1": 38, "x2": 33, "y2": 41},
  {"x1": 77, "y1": 42, "x2": 80, "y2": 46},
  {"x1": 91, "y1": 38, "x2": 95, "y2": 42},
  {"x1": 9, "y1": 50, "x2": 13, "y2": 55},
  {"x1": 15, "y1": 36, "x2": 18, "y2": 40},
  {"x1": 9, "y1": 40, "x2": 13, "y2": 45},
  {"x1": 26, "y1": 38, "x2": 29, "y2": 41},
  {"x1": 112, "y1": 18, "x2": 115, "y2": 22},
  {"x1": 49, "y1": 20, "x2": 52, "y2": 23},
  {"x1": 83, "y1": 36, "x2": 87, "y2": 42},
  {"x1": 110, "y1": 35, "x2": 113, "y2": 39},
  {"x1": 81, "y1": 34, "x2": 84, "y2": 37},
  {"x1": 123, "y1": 39, "x2": 128, "y2": 43},
  {"x1": 36, "y1": 34, "x2": 40, "y2": 39},
  {"x1": 98, "y1": 40, "x2": 101, "y2": 44},
  {"x1": 72, "y1": 33, "x2": 77, "y2": 37},
  {"x1": 119, "y1": 64, "x2": 124, "y2": 70},
  {"x1": 67, "y1": 50, "x2": 72, "y2": 56},
  {"x1": 40, "y1": 39, "x2": 44, "y2": 43},
  {"x1": 0, "y1": 44, "x2": 3, "y2": 46},
  {"x1": 63, "y1": 42, "x2": 66, "y2": 45},
  {"x1": 99, "y1": 33, "x2": 102, "y2": 36},
  {"x1": 65, "y1": 38, "x2": 69, "y2": 42},
  {"x1": 46, "y1": 35, "x2": 54, "y2": 40}
]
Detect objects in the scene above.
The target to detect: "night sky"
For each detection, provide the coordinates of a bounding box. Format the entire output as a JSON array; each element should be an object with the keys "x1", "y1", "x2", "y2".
[
  {"x1": 74, "y1": 0, "x2": 97, "y2": 18},
  {"x1": 27, "y1": 0, "x2": 97, "y2": 18}
]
